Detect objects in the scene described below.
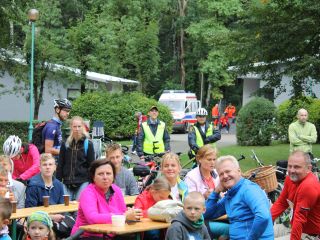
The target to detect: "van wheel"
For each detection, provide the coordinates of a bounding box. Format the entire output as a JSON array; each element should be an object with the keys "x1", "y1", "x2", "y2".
[{"x1": 181, "y1": 123, "x2": 187, "y2": 134}]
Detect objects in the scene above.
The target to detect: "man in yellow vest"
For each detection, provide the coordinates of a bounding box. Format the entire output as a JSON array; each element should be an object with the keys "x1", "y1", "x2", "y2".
[
  {"x1": 188, "y1": 108, "x2": 221, "y2": 155},
  {"x1": 137, "y1": 105, "x2": 170, "y2": 160}
]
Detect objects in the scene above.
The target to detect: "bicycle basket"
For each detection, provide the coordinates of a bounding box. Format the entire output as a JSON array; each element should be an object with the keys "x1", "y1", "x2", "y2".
[
  {"x1": 133, "y1": 164, "x2": 150, "y2": 177},
  {"x1": 243, "y1": 166, "x2": 278, "y2": 193}
]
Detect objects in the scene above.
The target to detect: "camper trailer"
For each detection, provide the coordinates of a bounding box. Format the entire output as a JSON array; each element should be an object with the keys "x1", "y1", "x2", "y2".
[{"x1": 159, "y1": 90, "x2": 201, "y2": 133}]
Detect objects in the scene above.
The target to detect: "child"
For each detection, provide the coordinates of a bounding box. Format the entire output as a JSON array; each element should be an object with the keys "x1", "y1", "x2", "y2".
[
  {"x1": 166, "y1": 192, "x2": 210, "y2": 240},
  {"x1": 134, "y1": 177, "x2": 171, "y2": 240},
  {"x1": 0, "y1": 197, "x2": 13, "y2": 240},
  {"x1": 134, "y1": 176, "x2": 171, "y2": 217},
  {"x1": 24, "y1": 211, "x2": 55, "y2": 240}
]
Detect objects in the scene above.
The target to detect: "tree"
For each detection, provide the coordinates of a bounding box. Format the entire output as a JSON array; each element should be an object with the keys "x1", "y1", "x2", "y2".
[{"x1": 232, "y1": 0, "x2": 320, "y2": 100}]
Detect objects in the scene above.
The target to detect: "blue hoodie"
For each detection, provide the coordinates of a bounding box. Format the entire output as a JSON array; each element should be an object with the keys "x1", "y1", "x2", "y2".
[
  {"x1": 25, "y1": 173, "x2": 64, "y2": 207},
  {"x1": 204, "y1": 178, "x2": 274, "y2": 240}
]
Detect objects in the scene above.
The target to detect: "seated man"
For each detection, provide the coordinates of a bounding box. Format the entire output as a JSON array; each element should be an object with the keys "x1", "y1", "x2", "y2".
[
  {"x1": 106, "y1": 143, "x2": 139, "y2": 196},
  {"x1": 204, "y1": 155, "x2": 274, "y2": 240},
  {"x1": 25, "y1": 153, "x2": 65, "y2": 224},
  {"x1": 271, "y1": 151, "x2": 320, "y2": 240}
]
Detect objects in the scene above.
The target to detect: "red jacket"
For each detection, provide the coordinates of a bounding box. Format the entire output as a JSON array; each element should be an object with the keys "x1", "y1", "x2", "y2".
[
  {"x1": 12, "y1": 144, "x2": 40, "y2": 180},
  {"x1": 134, "y1": 190, "x2": 156, "y2": 217},
  {"x1": 220, "y1": 116, "x2": 229, "y2": 126},
  {"x1": 224, "y1": 105, "x2": 236, "y2": 118},
  {"x1": 271, "y1": 173, "x2": 320, "y2": 239}
]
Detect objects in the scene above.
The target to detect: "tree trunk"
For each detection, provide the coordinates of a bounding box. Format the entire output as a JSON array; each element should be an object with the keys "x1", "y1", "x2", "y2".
[
  {"x1": 177, "y1": 0, "x2": 187, "y2": 89},
  {"x1": 206, "y1": 82, "x2": 211, "y2": 107}
]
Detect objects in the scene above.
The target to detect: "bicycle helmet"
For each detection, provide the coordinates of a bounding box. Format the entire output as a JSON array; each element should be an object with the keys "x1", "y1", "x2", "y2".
[
  {"x1": 54, "y1": 98, "x2": 72, "y2": 110},
  {"x1": 3, "y1": 135, "x2": 22, "y2": 158},
  {"x1": 196, "y1": 108, "x2": 208, "y2": 116}
]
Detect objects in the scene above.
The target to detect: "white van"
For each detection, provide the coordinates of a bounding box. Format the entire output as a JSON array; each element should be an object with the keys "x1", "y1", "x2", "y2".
[{"x1": 159, "y1": 90, "x2": 201, "y2": 133}]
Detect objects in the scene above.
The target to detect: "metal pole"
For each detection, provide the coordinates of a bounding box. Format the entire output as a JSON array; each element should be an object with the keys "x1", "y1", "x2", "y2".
[{"x1": 28, "y1": 21, "x2": 35, "y2": 141}]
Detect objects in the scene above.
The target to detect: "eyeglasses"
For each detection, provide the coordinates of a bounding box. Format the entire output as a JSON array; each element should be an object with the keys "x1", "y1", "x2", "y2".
[{"x1": 196, "y1": 115, "x2": 206, "y2": 118}]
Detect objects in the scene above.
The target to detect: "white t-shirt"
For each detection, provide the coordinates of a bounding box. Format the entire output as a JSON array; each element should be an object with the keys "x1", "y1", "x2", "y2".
[{"x1": 171, "y1": 184, "x2": 180, "y2": 201}]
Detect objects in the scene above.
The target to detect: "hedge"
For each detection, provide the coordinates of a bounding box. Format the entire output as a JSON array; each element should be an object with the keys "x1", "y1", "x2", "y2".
[
  {"x1": 277, "y1": 97, "x2": 320, "y2": 143},
  {"x1": 236, "y1": 97, "x2": 276, "y2": 146},
  {"x1": 71, "y1": 91, "x2": 173, "y2": 139}
]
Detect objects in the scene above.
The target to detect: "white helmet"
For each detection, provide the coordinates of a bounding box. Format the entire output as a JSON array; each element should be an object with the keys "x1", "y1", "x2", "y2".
[
  {"x1": 3, "y1": 135, "x2": 22, "y2": 158},
  {"x1": 196, "y1": 108, "x2": 208, "y2": 116}
]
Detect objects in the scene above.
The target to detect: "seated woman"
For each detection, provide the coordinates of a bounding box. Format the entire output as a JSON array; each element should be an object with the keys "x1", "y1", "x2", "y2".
[
  {"x1": 3, "y1": 135, "x2": 40, "y2": 182},
  {"x1": 134, "y1": 177, "x2": 171, "y2": 240},
  {"x1": 71, "y1": 159, "x2": 142, "y2": 239},
  {"x1": 185, "y1": 145, "x2": 229, "y2": 240},
  {"x1": 160, "y1": 152, "x2": 188, "y2": 202}
]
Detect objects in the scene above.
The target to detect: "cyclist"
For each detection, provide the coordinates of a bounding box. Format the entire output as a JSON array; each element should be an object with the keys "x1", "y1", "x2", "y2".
[
  {"x1": 137, "y1": 105, "x2": 170, "y2": 160},
  {"x1": 188, "y1": 108, "x2": 221, "y2": 156},
  {"x1": 3, "y1": 135, "x2": 40, "y2": 182},
  {"x1": 288, "y1": 108, "x2": 317, "y2": 158},
  {"x1": 43, "y1": 99, "x2": 72, "y2": 157}
]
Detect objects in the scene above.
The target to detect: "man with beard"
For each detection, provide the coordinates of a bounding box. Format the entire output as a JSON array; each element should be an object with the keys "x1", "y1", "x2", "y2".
[{"x1": 271, "y1": 151, "x2": 320, "y2": 240}]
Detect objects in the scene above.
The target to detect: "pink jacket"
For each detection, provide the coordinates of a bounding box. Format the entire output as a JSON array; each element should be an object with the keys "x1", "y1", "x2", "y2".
[
  {"x1": 184, "y1": 166, "x2": 220, "y2": 194},
  {"x1": 12, "y1": 144, "x2": 40, "y2": 180},
  {"x1": 71, "y1": 183, "x2": 126, "y2": 237}
]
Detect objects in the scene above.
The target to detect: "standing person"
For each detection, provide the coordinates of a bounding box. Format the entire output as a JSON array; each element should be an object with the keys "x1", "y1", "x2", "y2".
[
  {"x1": 105, "y1": 143, "x2": 139, "y2": 196},
  {"x1": 188, "y1": 108, "x2": 221, "y2": 156},
  {"x1": 271, "y1": 151, "x2": 320, "y2": 240},
  {"x1": 42, "y1": 99, "x2": 72, "y2": 157},
  {"x1": 211, "y1": 104, "x2": 220, "y2": 127},
  {"x1": 165, "y1": 192, "x2": 211, "y2": 240},
  {"x1": 71, "y1": 159, "x2": 142, "y2": 239},
  {"x1": 288, "y1": 108, "x2": 317, "y2": 157},
  {"x1": 57, "y1": 116, "x2": 95, "y2": 201},
  {"x1": 205, "y1": 155, "x2": 274, "y2": 240},
  {"x1": 131, "y1": 112, "x2": 147, "y2": 154},
  {"x1": 3, "y1": 135, "x2": 40, "y2": 182},
  {"x1": 161, "y1": 153, "x2": 188, "y2": 202},
  {"x1": 137, "y1": 106, "x2": 170, "y2": 160},
  {"x1": 224, "y1": 103, "x2": 236, "y2": 123}
]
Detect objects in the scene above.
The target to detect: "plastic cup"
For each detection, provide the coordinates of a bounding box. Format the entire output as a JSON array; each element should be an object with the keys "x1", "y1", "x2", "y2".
[
  {"x1": 63, "y1": 195, "x2": 70, "y2": 206},
  {"x1": 43, "y1": 196, "x2": 49, "y2": 207},
  {"x1": 111, "y1": 215, "x2": 126, "y2": 227},
  {"x1": 11, "y1": 201, "x2": 17, "y2": 213}
]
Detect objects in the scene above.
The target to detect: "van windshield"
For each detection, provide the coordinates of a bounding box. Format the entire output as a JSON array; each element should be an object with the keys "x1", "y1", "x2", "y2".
[{"x1": 160, "y1": 101, "x2": 185, "y2": 111}]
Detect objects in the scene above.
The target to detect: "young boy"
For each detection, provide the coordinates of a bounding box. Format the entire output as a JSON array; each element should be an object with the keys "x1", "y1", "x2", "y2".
[
  {"x1": 25, "y1": 153, "x2": 65, "y2": 223},
  {"x1": 166, "y1": 191, "x2": 210, "y2": 240},
  {"x1": 0, "y1": 197, "x2": 13, "y2": 240}
]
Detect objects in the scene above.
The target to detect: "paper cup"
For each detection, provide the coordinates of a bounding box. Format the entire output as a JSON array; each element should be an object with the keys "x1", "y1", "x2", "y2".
[
  {"x1": 63, "y1": 195, "x2": 70, "y2": 206},
  {"x1": 43, "y1": 196, "x2": 49, "y2": 207},
  {"x1": 112, "y1": 215, "x2": 126, "y2": 227}
]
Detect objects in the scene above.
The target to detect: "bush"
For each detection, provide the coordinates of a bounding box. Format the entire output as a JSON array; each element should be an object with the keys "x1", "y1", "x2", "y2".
[
  {"x1": 71, "y1": 91, "x2": 173, "y2": 139},
  {"x1": 236, "y1": 97, "x2": 276, "y2": 146},
  {"x1": 277, "y1": 97, "x2": 320, "y2": 143},
  {"x1": 0, "y1": 122, "x2": 29, "y2": 153}
]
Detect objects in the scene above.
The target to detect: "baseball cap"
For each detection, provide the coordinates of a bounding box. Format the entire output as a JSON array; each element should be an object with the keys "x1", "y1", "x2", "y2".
[{"x1": 149, "y1": 106, "x2": 159, "y2": 111}]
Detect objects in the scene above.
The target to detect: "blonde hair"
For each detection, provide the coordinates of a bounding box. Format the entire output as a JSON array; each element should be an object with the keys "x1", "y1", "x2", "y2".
[
  {"x1": 196, "y1": 145, "x2": 217, "y2": 162},
  {"x1": 184, "y1": 191, "x2": 205, "y2": 206},
  {"x1": 40, "y1": 153, "x2": 55, "y2": 165},
  {"x1": 161, "y1": 152, "x2": 181, "y2": 170},
  {"x1": 66, "y1": 116, "x2": 89, "y2": 146},
  {"x1": 106, "y1": 143, "x2": 123, "y2": 158},
  {"x1": 0, "y1": 155, "x2": 12, "y2": 173}
]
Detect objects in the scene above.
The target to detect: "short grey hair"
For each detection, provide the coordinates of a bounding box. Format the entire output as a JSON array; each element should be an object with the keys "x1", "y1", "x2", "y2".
[
  {"x1": 216, "y1": 155, "x2": 240, "y2": 169},
  {"x1": 297, "y1": 108, "x2": 308, "y2": 116},
  {"x1": 290, "y1": 150, "x2": 312, "y2": 166}
]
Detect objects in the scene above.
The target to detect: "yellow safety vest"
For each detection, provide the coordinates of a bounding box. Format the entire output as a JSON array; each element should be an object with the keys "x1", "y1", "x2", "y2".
[
  {"x1": 142, "y1": 121, "x2": 165, "y2": 154},
  {"x1": 192, "y1": 124, "x2": 216, "y2": 154}
]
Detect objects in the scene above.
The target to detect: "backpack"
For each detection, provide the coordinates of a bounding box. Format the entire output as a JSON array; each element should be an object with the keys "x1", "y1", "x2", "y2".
[{"x1": 31, "y1": 121, "x2": 49, "y2": 154}]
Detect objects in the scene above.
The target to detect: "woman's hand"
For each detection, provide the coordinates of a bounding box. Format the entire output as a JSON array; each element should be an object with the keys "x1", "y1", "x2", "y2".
[{"x1": 125, "y1": 207, "x2": 143, "y2": 221}]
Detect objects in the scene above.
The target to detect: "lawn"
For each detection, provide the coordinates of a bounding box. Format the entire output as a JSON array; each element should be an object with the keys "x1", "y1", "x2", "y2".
[{"x1": 180, "y1": 143, "x2": 320, "y2": 172}]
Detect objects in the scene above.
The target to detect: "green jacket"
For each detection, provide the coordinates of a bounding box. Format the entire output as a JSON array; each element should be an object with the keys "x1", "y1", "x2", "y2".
[{"x1": 288, "y1": 120, "x2": 317, "y2": 153}]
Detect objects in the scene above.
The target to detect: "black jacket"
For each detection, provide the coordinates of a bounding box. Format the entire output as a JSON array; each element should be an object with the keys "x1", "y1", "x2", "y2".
[
  {"x1": 188, "y1": 122, "x2": 221, "y2": 152},
  {"x1": 57, "y1": 137, "x2": 95, "y2": 185}
]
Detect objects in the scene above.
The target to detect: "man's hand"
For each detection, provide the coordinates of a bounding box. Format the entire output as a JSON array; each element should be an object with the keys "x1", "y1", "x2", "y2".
[
  {"x1": 214, "y1": 183, "x2": 226, "y2": 194},
  {"x1": 50, "y1": 214, "x2": 65, "y2": 223}
]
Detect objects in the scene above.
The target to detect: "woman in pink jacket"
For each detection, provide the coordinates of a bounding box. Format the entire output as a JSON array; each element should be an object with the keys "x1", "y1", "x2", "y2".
[
  {"x1": 71, "y1": 159, "x2": 142, "y2": 239},
  {"x1": 3, "y1": 135, "x2": 40, "y2": 181}
]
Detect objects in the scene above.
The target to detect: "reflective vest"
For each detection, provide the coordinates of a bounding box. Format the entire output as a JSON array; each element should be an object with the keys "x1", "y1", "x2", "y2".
[
  {"x1": 192, "y1": 124, "x2": 216, "y2": 154},
  {"x1": 142, "y1": 121, "x2": 165, "y2": 154}
]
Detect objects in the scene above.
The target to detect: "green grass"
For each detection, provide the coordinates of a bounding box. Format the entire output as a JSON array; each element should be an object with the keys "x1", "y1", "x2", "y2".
[{"x1": 180, "y1": 143, "x2": 320, "y2": 172}]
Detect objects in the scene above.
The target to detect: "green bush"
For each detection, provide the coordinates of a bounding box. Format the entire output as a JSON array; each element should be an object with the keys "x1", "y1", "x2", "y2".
[
  {"x1": 0, "y1": 122, "x2": 29, "y2": 153},
  {"x1": 71, "y1": 91, "x2": 173, "y2": 139},
  {"x1": 277, "y1": 97, "x2": 320, "y2": 143},
  {"x1": 236, "y1": 97, "x2": 276, "y2": 146}
]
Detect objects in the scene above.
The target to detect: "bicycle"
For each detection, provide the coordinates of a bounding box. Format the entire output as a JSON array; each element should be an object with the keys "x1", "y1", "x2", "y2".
[{"x1": 311, "y1": 157, "x2": 320, "y2": 181}]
